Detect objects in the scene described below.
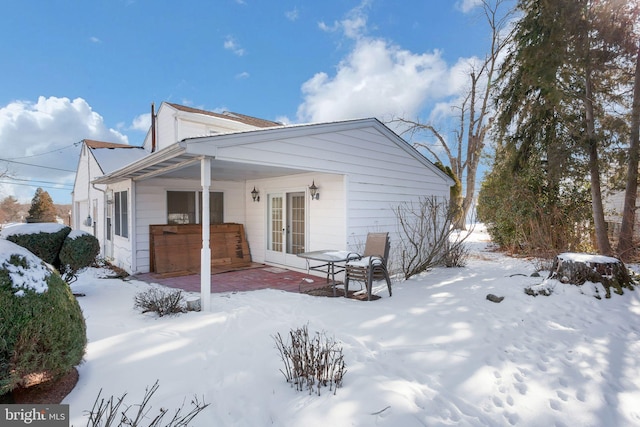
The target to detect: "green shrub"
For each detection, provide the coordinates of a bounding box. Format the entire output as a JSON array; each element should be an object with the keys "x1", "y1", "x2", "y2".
[
  {"x1": 59, "y1": 231, "x2": 100, "y2": 283},
  {"x1": 1, "y1": 223, "x2": 71, "y2": 268},
  {"x1": 0, "y1": 240, "x2": 86, "y2": 395}
]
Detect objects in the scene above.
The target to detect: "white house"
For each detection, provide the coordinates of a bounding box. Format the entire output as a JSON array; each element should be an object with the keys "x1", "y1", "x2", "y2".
[
  {"x1": 71, "y1": 139, "x2": 147, "y2": 257},
  {"x1": 73, "y1": 102, "x2": 454, "y2": 308},
  {"x1": 72, "y1": 102, "x2": 282, "y2": 261},
  {"x1": 604, "y1": 190, "x2": 640, "y2": 245}
]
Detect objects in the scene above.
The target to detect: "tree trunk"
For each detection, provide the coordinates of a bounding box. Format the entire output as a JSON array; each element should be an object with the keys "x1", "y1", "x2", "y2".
[
  {"x1": 459, "y1": 147, "x2": 481, "y2": 229},
  {"x1": 584, "y1": 72, "x2": 613, "y2": 255},
  {"x1": 617, "y1": 40, "x2": 640, "y2": 260}
]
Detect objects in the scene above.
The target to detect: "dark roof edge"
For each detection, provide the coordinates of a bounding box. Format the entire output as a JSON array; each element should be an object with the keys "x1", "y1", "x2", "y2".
[{"x1": 166, "y1": 103, "x2": 281, "y2": 128}]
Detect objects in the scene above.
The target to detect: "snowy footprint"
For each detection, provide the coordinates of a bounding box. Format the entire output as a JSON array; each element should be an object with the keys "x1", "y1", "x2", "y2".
[
  {"x1": 556, "y1": 390, "x2": 569, "y2": 402},
  {"x1": 549, "y1": 398, "x2": 562, "y2": 410}
]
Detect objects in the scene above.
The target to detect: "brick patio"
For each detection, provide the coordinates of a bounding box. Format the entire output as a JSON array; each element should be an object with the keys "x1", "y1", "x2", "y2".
[{"x1": 131, "y1": 263, "x2": 335, "y2": 295}]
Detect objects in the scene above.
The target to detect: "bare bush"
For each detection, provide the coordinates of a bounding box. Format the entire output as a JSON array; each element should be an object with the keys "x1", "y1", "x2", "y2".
[
  {"x1": 134, "y1": 288, "x2": 186, "y2": 317},
  {"x1": 443, "y1": 239, "x2": 471, "y2": 268},
  {"x1": 82, "y1": 380, "x2": 209, "y2": 427},
  {"x1": 395, "y1": 196, "x2": 471, "y2": 279},
  {"x1": 273, "y1": 324, "x2": 346, "y2": 396}
]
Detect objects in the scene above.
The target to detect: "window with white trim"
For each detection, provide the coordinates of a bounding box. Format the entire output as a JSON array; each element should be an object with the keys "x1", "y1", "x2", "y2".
[
  {"x1": 114, "y1": 190, "x2": 128, "y2": 238},
  {"x1": 167, "y1": 191, "x2": 223, "y2": 224}
]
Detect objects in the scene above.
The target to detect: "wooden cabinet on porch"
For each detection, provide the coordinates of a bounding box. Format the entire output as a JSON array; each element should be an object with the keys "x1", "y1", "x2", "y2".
[{"x1": 149, "y1": 223, "x2": 251, "y2": 275}]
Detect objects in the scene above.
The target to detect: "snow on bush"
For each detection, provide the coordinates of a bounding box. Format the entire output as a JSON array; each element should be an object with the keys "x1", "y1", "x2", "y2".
[
  {"x1": 0, "y1": 222, "x2": 68, "y2": 238},
  {"x1": 0, "y1": 239, "x2": 51, "y2": 295}
]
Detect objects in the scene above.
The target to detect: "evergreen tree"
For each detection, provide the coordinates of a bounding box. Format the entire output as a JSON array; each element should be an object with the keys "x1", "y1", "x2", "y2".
[
  {"x1": 26, "y1": 188, "x2": 57, "y2": 223},
  {"x1": 0, "y1": 196, "x2": 21, "y2": 225},
  {"x1": 487, "y1": 0, "x2": 637, "y2": 255}
]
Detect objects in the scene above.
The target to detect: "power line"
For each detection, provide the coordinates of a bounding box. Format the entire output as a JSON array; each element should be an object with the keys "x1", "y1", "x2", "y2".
[
  {"x1": 0, "y1": 158, "x2": 76, "y2": 173},
  {"x1": 0, "y1": 180, "x2": 73, "y2": 191},
  {"x1": 1, "y1": 177, "x2": 73, "y2": 188},
  {"x1": 4, "y1": 141, "x2": 82, "y2": 160}
]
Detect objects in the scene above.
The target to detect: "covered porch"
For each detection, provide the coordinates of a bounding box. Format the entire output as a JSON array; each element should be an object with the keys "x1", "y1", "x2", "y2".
[{"x1": 94, "y1": 140, "x2": 347, "y2": 310}]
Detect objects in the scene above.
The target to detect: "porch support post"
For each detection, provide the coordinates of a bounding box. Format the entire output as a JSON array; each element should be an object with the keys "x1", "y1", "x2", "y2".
[{"x1": 200, "y1": 157, "x2": 212, "y2": 312}]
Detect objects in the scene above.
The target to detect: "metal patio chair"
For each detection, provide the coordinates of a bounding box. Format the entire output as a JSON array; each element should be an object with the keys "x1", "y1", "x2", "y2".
[{"x1": 344, "y1": 232, "x2": 392, "y2": 301}]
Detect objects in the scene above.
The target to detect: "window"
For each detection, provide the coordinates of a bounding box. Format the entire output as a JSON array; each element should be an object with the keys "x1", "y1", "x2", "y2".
[
  {"x1": 167, "y1": 191, "x2": 223, "y2": 224},
  {"x1": 114, "y1": 190, "x2": 128, "y2": 238}
]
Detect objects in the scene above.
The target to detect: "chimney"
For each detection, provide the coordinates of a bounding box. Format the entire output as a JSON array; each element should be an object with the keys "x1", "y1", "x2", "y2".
[{"x1": 151, "y1": 102, "x2": 157, "y2": 153}]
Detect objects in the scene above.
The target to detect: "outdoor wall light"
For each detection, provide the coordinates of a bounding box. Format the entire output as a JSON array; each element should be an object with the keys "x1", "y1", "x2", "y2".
[
  {"x1": 251, "y1": 186, "x2": 260, "y2": 202},
  {"x1": 309, "y1": 181, "x2": 320, "y2": 200}
]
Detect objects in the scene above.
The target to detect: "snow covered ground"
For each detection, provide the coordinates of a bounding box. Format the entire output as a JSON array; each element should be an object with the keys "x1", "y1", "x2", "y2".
[{"x1": 63, "y1": 225, "x2": 640, "y2": 426}]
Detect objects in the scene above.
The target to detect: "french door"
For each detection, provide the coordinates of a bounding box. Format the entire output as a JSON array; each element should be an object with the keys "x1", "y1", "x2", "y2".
[{"x1": 265, "y1": 191, "x2": 307, "y2": 268}]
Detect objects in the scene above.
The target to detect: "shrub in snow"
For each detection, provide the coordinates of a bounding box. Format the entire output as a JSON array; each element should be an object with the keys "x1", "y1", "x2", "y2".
[
  {"x1": 273, "y1": 324, "x2": 346, "y2": 396},
  {"x1": 59, "y1": 230, "x2": 100, "y2": 283},
  {"x1": 394, "y1": 196, "x2": 471, "y2": 278},
  {"x1": 134, "y1": 288, "x2": 186, "y2": 317},
  {"x1": 83, "y1": 380, "x2": 209, "y2": 427},
  {"x1": 0, "y1": 223, "x2": 71, "y2": 268},
  {"x1": 442, "y1": 239, "x2": 470, "y2": 267},
  {"x1": 0, "y1": 240, "x2": 86, "y2": 395}
]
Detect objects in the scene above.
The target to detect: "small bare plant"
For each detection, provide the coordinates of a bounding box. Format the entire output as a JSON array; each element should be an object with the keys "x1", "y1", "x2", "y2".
[
  {"x1": 443, "y1": 239, "x2": 470, "y2": 267},
  {"x1": 81, "y1": 380, "x2": 209, "y2": 427},
  {"x1": 395, "y1": 196, "x2": 472, "y2": 278},
  {"x1": 273, "y1": 324, "x2": 346, "y2": 396},
  {"x1": 134, "y1": 288, "x2": 186, "y2": 317}
]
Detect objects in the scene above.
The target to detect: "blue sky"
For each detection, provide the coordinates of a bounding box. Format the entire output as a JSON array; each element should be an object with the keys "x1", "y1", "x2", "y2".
[{"x1": 0, "y1": 0, "x2": 508, "y2": 205}]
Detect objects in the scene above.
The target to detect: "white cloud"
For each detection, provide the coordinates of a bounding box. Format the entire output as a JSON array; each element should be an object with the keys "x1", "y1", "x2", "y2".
[
  {"x1": 296, "y1": 38, "x2": 458, "y2": 123},
  {"x1": 131, "y1": 112, "x2": 151, "y2": 131},
  {"x1": 456, "y1": 0, "x2": 483, "y2": 13},
  {"x1": 224, "y1": 36, "x2": 245, "y2": 56},
  {"x1": 285, "y1": 8, "x2": 299, "y2": 21},
  {"x1": 318, "y1": 1, "x2": 370, "y2": 39},
  {"x1": 275, "y1": 115, "x2": 291, "y2": 125},
  {"x1": 90, "y1": 36, "x2": 101, "y2": 43},
  {"x1": 296, "y1": 1, "x2": 480, "y2": 125},
  {"x1": 235, "y1": 71, "x2": 250, "y2": 79},
  {"x1": 0, "y1": 96, "x2": 128, "y2": 203}
]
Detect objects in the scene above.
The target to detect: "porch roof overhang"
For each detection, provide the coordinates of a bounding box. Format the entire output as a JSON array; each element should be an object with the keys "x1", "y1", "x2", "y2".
[{"x1": 91, "y1": 140, "x2": 307, "y2": 185}]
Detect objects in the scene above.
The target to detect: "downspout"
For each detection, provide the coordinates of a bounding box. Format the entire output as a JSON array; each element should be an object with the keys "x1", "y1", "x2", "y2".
[{"x1": 91, "y1": 182, "x2": 107, "y2": 255}]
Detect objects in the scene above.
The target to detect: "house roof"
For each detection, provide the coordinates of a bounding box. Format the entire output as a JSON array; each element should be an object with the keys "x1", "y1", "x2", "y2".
[
  {"x1": 84, "y1": 139, "x2": 137, "y2": 149},
  {"x1": 84, "y1": 139, "x2": 148, "y2": 175},
  {"x1": 166, "y1": 103, "x2": 281, "y2": 128},
  {"x1": 92, "y1": 118, "x2": 455, "y2": 186}
]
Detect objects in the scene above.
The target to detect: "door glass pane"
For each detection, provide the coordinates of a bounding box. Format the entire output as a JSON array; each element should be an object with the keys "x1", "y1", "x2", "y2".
[
  {"x1": 287, "y1": 192, "x2": 305, "y2": 254},
  {"x1": 269, "y1": 195, "x2": 283, "y2": 252}
]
